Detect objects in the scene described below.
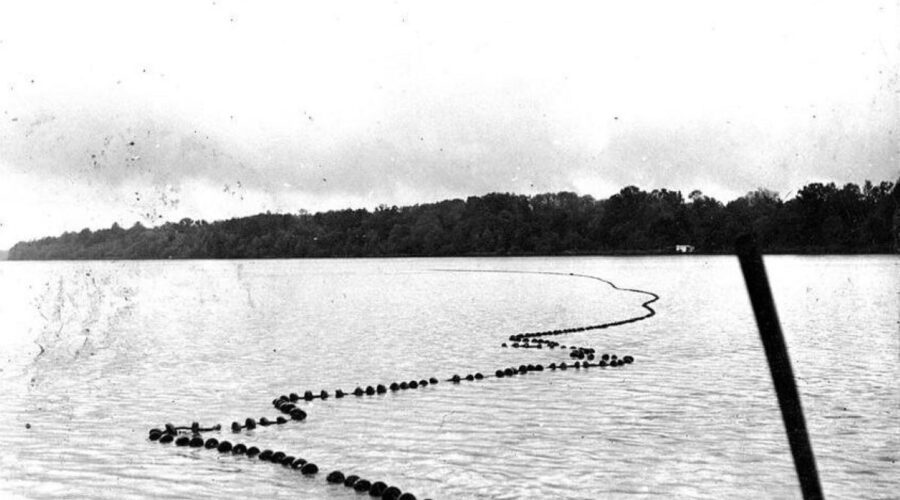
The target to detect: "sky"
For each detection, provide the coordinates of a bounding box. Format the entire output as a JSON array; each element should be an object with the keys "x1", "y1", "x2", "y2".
[{"x1": 0, "y1": 1, "x2": 897, "y2": 248}]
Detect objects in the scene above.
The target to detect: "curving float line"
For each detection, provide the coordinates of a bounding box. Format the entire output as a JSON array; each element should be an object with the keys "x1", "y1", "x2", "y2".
[
  {"x1": 431, "y1": 268, "x2": 659, "y2": 328},
  {"x1": 147, "y1": 269, "x2": 659, "y2": 499}
]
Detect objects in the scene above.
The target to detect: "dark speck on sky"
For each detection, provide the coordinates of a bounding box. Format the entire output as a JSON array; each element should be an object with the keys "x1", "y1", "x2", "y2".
[{"x1": 0, "y1": 2, "x2": 896, "y2": 248}]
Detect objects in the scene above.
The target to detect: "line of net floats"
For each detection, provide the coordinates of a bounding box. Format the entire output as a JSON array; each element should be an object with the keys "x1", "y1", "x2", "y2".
[{"x1": 146, "y1": 272, "x2": 657, "y2": 499}]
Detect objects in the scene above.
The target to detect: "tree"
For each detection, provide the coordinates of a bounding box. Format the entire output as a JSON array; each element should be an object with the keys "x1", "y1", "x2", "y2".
[{"x1": 7, "y1": 179, "x2": 897, "y2": 259}]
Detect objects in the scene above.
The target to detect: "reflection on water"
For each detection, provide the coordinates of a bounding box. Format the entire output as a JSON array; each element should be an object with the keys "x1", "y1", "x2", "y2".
[{"x1": 0, "y1": 256, "x2": 897, "y2": 499}]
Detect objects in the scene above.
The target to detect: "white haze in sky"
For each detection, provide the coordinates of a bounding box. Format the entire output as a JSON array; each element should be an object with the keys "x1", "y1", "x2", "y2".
[{"x1": 0, "y1": 0, "x2": 897, "y2": 248}]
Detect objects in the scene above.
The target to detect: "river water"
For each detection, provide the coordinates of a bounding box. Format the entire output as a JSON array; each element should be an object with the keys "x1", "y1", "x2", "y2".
[{"x1": 0, "y1": 256, "x2": 896, "y2": 499}]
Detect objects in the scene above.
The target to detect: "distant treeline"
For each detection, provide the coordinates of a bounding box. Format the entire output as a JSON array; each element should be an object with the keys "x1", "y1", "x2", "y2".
[{"x1": 8, "y1": 180, "x2": 899, "y2": 260}]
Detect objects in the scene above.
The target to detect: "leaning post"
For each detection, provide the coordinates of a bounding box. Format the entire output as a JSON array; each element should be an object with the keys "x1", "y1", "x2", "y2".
[{"x1": 735, "y1": 234, "x2": 824, "y2": 500}]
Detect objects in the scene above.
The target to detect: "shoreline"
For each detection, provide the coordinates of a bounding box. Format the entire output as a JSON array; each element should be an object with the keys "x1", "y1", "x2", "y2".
[{"x1": 3, "y1": 251, "x2": 897, "y2": 262}]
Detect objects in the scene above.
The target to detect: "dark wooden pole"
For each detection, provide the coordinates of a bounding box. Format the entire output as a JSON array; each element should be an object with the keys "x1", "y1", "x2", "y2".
[{"x1": 735, "y1": 234, "x2": 824, "y2": 500}]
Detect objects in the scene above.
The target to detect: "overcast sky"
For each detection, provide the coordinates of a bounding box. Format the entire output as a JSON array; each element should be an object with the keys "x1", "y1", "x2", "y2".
[{"x1": 0, "y1": 1, "x2": 897, "y2": 248}]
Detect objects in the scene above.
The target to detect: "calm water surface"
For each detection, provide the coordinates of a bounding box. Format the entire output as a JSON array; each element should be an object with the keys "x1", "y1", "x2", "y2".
[{"x1": 0, "y1": 256, "x2": 896, "y2": 499}]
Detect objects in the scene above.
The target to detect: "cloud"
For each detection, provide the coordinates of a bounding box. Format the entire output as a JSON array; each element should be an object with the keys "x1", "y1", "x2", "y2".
[
  {"x1": 0, "y1": 0, "x2": 897, "y2": 248},
  {"x1": 587, "y1": 104, "x2": 899, "y2": 199},
  {"x1": 0, "y1": 82, "x2": 598, "y2": 200}
]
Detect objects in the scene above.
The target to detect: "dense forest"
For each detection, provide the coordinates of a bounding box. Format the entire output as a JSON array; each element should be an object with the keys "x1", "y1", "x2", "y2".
[{"x1": 8, "y1": 180, "x2": 899, "y2": 260}]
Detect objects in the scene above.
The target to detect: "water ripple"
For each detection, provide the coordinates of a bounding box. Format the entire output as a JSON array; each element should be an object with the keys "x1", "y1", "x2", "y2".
[{"x1": 0, "y1": 256, "x2": 897, "y2": 499}]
